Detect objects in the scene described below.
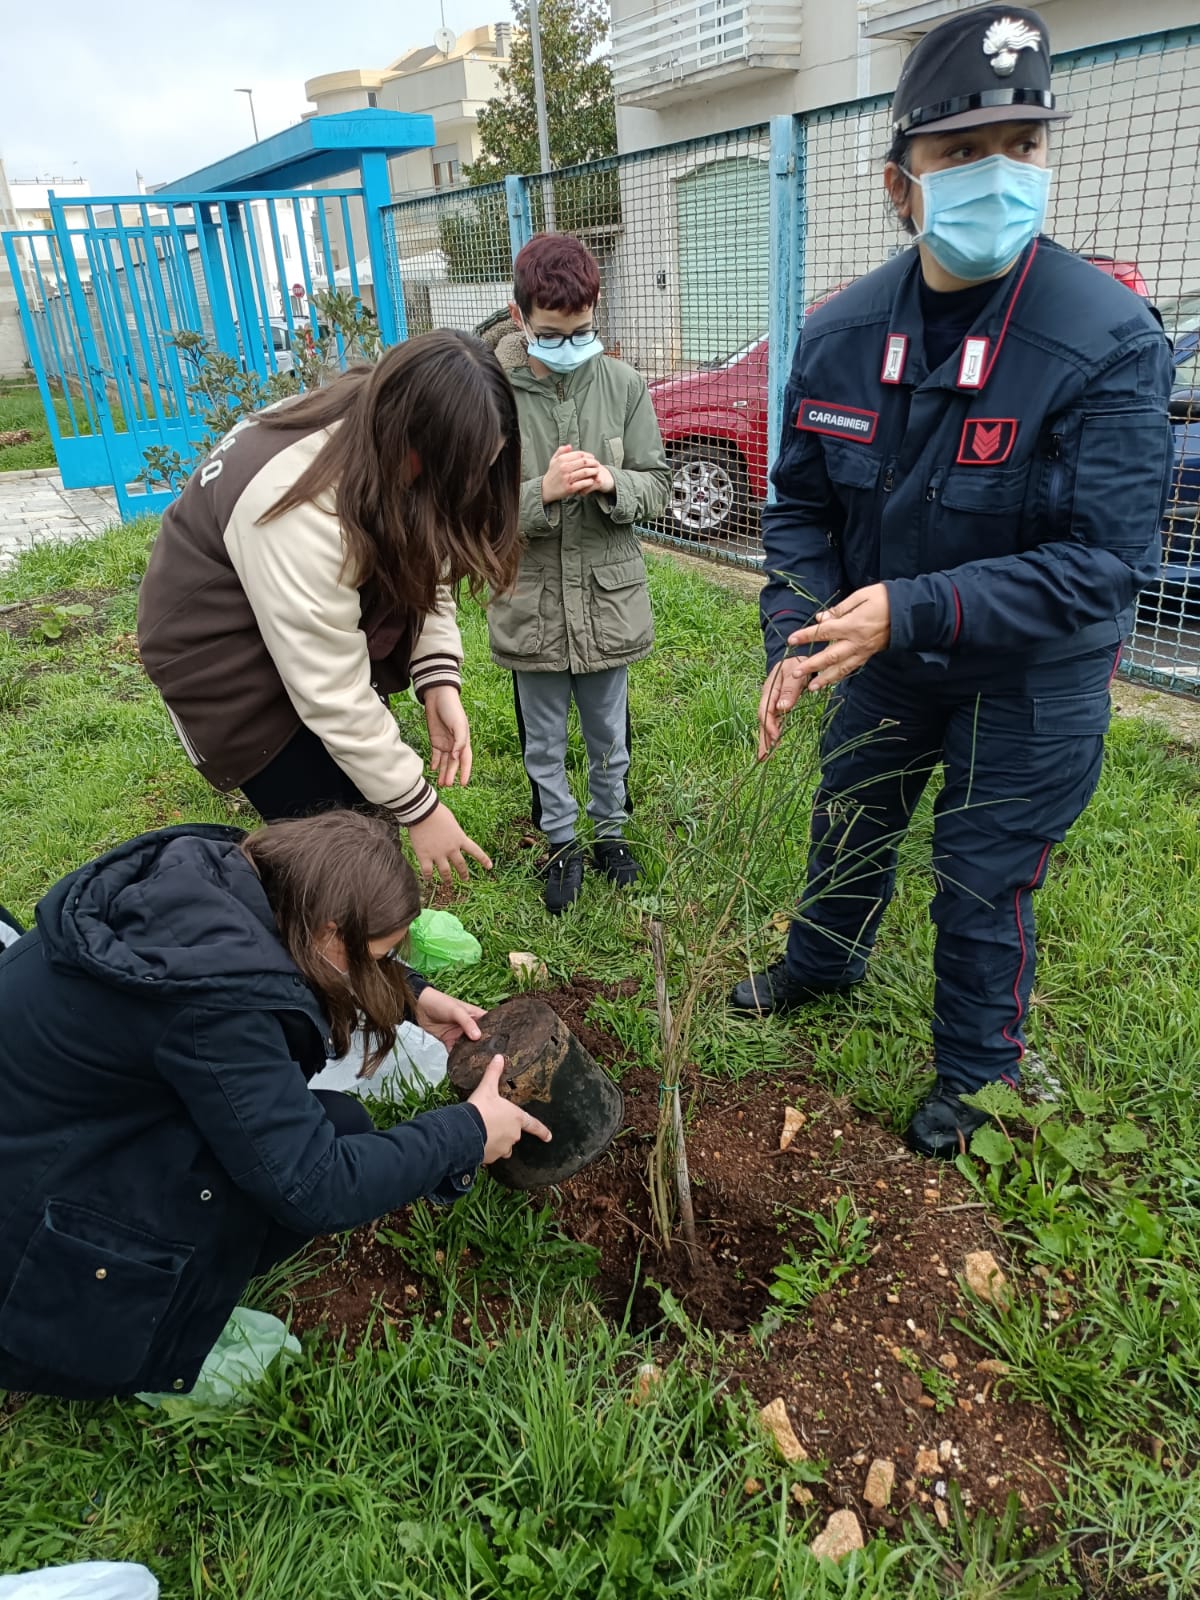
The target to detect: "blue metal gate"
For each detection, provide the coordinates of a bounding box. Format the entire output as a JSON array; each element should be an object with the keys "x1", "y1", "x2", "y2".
[{"x1": 1, "y1": 112, "x2": 434, "y2": 520}]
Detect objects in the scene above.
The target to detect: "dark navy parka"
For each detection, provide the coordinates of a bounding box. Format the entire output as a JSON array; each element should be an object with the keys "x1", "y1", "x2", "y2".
[
  {"x1": 0, "y1": 826, "x2": 485, "y2": 1399},
  {"x1": 761, "y1": 238, "x2": 1174, "y2": 677}
]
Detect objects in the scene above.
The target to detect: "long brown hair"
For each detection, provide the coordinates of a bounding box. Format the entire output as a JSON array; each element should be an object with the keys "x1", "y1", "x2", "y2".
[
  {"x1": 256, "y1": 330, "x2": 522, "y2": 615},
  {"x1": 242, "y1": 809, "x2": 422, "y2": 1075}
]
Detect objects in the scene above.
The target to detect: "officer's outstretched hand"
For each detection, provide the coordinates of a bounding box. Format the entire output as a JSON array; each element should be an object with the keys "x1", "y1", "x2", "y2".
[{"x1": 758, "y1": 584, "x2": 891, "y2": 759}]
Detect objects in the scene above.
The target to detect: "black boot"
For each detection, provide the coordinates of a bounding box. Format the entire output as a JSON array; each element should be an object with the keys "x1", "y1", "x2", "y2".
[
  {"x1": 905, "y1": 1082, "x2": 989, "y2": 1160},
  {"x1": 541, "y1": 841, "x2": 584, "y2": 916},
  {"x1": 728, "y1": 960, "x2": 860, "y2": 1016},
  {"x1": 593, "y1": 837, "x2": 640, "y2": 887}
]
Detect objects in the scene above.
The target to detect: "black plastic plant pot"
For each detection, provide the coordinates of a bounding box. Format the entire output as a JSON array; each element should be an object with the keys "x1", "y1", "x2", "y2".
[{"x1": 446, "y1": 995, "x2": 624, "y2": 1189}]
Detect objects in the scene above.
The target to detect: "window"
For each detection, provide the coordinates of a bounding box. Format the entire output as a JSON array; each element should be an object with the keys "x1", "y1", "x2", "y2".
[
  {"x1": 432, "y1": 144, "x2": 462, "y2": 190},
  {"x1": 282, "y1": 235, "x2": 292, "y2": 260},
  {"x1": 367, "y1": 90, "x2": 378, "y2": 107}
]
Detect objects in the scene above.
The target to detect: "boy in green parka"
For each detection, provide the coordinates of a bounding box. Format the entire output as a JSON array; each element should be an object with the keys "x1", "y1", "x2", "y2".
[{"x1": 487, "y1": 234, "x2": 670, "y2": 914}]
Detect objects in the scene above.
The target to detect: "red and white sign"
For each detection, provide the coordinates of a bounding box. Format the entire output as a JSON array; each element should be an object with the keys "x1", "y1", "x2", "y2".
[{"x1": 290, "y1": 282, "x2": 305, "y2": 300}]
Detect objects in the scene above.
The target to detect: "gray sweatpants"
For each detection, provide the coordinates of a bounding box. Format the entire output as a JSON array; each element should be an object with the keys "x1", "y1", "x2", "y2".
[{"x1": 513, "y1": 667, "x2": 631, "y2": 846}]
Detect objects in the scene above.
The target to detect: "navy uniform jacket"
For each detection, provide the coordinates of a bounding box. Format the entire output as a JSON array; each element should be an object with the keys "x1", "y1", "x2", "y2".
[{"x1": 761, "y1": 238, "x2": 1174, "y2": 679}]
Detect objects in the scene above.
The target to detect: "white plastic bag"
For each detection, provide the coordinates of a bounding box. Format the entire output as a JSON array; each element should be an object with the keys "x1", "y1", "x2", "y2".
[
  {"x1": 308, "y1": 1021, "x2": 447, "y2": 1098},
  {"x1": 136, "y1": 1306, "x2": 299, "y2": 1410},
  {"x1": 0, "y1": 1563, "x2": 158, "y2": 1599}
]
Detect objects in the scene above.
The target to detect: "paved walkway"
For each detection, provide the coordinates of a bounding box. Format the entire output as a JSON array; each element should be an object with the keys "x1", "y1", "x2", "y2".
[{"x1": 0, "y1": 469, "x2": 118, "y2": 571}]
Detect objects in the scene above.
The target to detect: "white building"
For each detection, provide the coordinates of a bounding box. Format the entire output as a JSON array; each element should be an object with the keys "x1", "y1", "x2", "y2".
[
  {"x1": 602, "y1": 0, "x2": 1198, "y2": 375},
  {"x1": 0, "y1": 166, "x2": 98, "y2": 375},
  {"x1": 610, "y1": 0, "x2": 1198, "y2": 153},
  {"x1": 303, "y1": 22, "x2": 513, "y2": 291}
]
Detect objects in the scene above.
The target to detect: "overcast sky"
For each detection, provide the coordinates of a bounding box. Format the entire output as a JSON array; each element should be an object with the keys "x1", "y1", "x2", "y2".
[{"x1": 1, "y1": 0, "x2": 516, "y2": 195}]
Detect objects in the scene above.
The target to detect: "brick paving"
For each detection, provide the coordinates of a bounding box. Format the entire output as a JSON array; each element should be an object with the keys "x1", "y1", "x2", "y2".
[{"x1": 0, "y1": 468, "x2": 118, "y2": 570}]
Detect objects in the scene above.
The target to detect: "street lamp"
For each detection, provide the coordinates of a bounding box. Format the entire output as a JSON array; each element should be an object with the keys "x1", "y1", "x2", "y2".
[
  {"x1": 527, "y1": 0, "x2": 552, "y2": 177},
  {"x1": 527, "y1": 0, "x2": 555, "y2": 229},
  {"x1": 235, "y1": 88, "x2": 259, "y2": 143}
]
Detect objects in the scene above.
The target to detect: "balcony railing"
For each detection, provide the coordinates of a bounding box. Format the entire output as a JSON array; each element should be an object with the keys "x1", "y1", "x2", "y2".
[
  {"x1": 612, "y1": 0, "x2": 803, "y2": 103},
  {"x1": 858, "y1": 0, "x2": 974, "y2": 39}
]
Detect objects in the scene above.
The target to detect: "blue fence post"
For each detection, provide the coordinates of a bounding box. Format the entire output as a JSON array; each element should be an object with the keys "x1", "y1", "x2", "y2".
[
  {"x1": 4, "y1": 234, "x2": 66, "y2": 458},
  {"x1": 766, "y1": 114, "x2": 807, "y2": 504},
  {"x1": 222, "y1": 202, "x2": 267, "y2": 375},
  {"x1": 505, "y1": 174, "x2": 533, "y2": 265},
  {"x1": 195, "y1": 206, "x2": 240, "y2": 355},
  {"x1": 359, "y1": 151, "x2": 405, "y2": 344},
  {"x1": 46, "y1": 192, "x2": 134, "y2": 517}
]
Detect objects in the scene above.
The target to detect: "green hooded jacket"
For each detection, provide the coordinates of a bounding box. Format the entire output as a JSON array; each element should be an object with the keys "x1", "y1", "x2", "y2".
[{"x1": 487, "y1": 330, "x2": 671, "y2": 674}]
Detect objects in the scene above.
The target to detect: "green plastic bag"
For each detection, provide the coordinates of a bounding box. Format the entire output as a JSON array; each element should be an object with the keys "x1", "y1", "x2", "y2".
[
  {"x1": 137, "y1": 1306, "x2": 299, "y2": 1411},
  {"x1": 407, "y1": 908, "x2": 482, "y2": 974}
]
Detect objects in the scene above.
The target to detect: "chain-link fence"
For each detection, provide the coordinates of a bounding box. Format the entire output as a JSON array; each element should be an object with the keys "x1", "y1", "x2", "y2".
[
  {"x1": 383, "y1": 25, "x2": 1200, "y2": 695},
  {"x1": 386, "y1": 180, "x2": 514, "y2": 344},
  {"x1": 386, "y1": 128, "x2": 772, "y2": 559},
  {"x1": 524, "y1": 129, "x2": 771, "y2": 559}
]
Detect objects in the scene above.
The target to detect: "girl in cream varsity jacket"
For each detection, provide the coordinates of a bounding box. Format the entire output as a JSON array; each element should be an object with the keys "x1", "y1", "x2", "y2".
[{"x1": 138, "y1": 331, "x2": 521, "y2": 883}]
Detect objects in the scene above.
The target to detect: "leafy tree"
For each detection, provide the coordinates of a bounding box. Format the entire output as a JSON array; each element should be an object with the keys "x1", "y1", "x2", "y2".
[
  {"x1": 465, "y1": 0, "x2": 617, "y2": 182},
  {"x1": 141, "y1": 291, "x2": 381, "y2": 494},
  {"x1": 438, "y1": 195, "x2": 512, "y2": 285}
]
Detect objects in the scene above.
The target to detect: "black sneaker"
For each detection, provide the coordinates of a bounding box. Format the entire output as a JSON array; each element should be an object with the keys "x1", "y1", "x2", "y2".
[
  {"x1": 728, "y1": 960, "x2": 860, "y2": 1016},
  {"x1": 905, "y1": 1083, "x2": 989, "y2": 1160},
  {"x1": 593, "y1": 837, "x2": 640, "y2": 887},
  {"x1": 541, "y1": 841, "x2": 584, "y2": 915}
]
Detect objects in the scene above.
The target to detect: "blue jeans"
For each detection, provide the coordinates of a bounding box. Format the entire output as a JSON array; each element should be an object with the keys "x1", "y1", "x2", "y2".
[{"x1": 785, "y1": 648, "x2": 1118, "y2": 1091}]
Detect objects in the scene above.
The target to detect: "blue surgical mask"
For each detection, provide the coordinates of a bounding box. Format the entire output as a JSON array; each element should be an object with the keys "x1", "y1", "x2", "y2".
[
  {"x1": 906, "y1": 155, "x2": 1051, "y2": 282},
  {"x1": 523, "y1": 330, "x2": 604, "y2": 374}
]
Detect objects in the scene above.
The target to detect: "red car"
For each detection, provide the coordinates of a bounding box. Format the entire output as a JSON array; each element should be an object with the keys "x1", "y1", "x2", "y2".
[{"x1": 649, "y1": 258, "x2": 1148, "y2": 546}]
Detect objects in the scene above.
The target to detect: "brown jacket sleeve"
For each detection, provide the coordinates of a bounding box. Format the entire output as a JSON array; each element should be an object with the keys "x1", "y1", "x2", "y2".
[{"x1": 223, "y1": 444, "x2": 438, "y2": 824}]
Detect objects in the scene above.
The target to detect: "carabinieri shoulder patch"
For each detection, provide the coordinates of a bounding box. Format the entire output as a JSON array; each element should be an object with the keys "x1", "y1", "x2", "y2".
[{"x1": 796, "y1": 399, "x2": 879, "y2": 443}]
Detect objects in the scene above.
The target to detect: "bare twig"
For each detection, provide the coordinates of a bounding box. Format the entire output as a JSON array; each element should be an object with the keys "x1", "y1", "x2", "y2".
[{"x1": 649, "y1": 918, "x2": 697, "y2": 1264}]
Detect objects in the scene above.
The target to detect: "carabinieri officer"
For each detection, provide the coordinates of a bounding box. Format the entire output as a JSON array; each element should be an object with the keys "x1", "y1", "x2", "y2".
[{"x1": 732, "y1": 5, "x2": 1174, "y2": 1157}]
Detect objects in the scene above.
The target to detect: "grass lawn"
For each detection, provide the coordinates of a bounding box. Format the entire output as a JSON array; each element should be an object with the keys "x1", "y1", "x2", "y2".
[
  {"x1": 0, "y1": 382, "x2": 66, "y2": 474},
  {"x1": 1, "y1": 524, "x2": 1198, "y2": 1597}
]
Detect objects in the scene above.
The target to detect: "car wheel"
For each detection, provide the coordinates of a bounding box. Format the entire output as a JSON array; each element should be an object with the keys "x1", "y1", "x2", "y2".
[{"x1": 666, "y1": 443, "x2": 753, "y2": 547}]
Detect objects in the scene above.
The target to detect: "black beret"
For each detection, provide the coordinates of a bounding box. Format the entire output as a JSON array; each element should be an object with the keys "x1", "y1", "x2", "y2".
[{"x1": 892, "y1": 5, "x2": 1070, "y2": 136}]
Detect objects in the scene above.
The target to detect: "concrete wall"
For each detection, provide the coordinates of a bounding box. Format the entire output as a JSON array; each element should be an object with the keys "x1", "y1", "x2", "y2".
[
  {"x1": 0, "y1": 308, "x2": 28, "y2": 378},
  {"x1": 427, "y1": 279, "x2": 512, "y2": 330}
]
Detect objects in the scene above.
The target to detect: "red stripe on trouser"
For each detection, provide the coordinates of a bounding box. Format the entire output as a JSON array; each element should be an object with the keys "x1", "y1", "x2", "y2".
[
  {"x1": 1107, "y1": 645, "x2": 1123, "y2": 687},
  {"x1": 1000, "y1": 842, "x2": 1052, "y2": 1061}
]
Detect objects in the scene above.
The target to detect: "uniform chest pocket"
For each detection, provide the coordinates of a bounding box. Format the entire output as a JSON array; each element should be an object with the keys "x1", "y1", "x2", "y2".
[
  {"x1": 933, "y1": 462, "x2": 1033, "y2": 565},
  {"x1": 822, "y1": 442, "x2": 880, "y2": 497},
  {"x1": 821, "y1": 444, "x2": 881, "y2": 589},
  {"x1": 940, "y1": 463, "x2": 1030, "y2": 514}
]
